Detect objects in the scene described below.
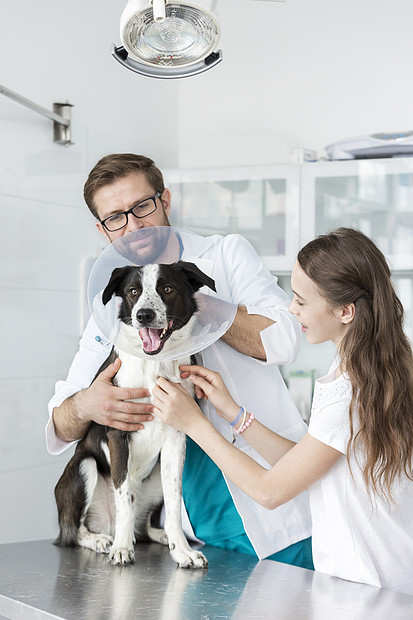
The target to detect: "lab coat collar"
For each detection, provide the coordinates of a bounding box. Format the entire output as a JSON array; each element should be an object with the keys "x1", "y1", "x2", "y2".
[{"x1": 178, "y1": 228, "x2": 215, "y2": 279}]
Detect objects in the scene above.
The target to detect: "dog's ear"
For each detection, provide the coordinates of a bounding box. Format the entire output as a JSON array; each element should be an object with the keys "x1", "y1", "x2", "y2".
[
  {"x1": 102, "y1": 266, "x2": 133, "y2": 305},
  {"x1": 174, "y1": 261, "x2": 216, "y2": 293}
]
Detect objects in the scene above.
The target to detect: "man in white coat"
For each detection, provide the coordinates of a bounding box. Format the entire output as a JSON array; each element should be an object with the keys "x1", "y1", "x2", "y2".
[{"x1": 47, "y1": 153, "x2": 313, "y2": 567}]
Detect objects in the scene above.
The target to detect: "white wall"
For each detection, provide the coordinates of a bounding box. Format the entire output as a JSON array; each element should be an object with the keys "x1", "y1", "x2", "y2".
[
  {"x1": 1, "y1": 0, "x2": 412, "y2": 544},
  {"x1": 178, "y1": 0, "x2": 413, "y2": 167},
  {"x1": 0, "y1": 0, "x2": 180, "y2": 544}
]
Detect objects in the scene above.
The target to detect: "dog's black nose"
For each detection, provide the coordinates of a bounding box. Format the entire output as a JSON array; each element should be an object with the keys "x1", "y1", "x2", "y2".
[{"x1": 136, "y1": 308, "x2": 156, "y2": 325}]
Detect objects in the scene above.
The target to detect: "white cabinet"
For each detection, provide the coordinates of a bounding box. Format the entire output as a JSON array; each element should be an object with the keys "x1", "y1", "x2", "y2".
[
  {"x1": 165, "y1": 164, "x2": 300, "y2": 272},
  {"x1": 165, "y1": 157, "x2": 413, "y2": 366},
  {"x1": 301, "y1": 158, "x2": 413, "y2": 344},
  {"x1": 301, "y1": 157, "x2": 413, "y2": 272},
  {"x1": 166, "y1": 157, "x2": 413, "y2": 273}
]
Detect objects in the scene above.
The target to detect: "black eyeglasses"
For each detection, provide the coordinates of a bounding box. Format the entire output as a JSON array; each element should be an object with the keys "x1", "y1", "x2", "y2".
[{"x1": 100, "y1": 192, "x2": 161, "y2": 232}]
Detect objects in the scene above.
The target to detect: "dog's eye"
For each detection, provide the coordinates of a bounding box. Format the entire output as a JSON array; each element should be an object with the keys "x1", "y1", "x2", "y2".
[
  {"x1": 164, "y1": 286, "x2": 173, "y2": 294},
  {"x1": 130, "y1": 288, "x2": 139, "y2": 296}
]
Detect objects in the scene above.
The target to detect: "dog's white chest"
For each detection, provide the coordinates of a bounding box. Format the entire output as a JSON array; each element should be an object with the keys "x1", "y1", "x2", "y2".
[
  {"x1": 114, "y1": 349, "x2": 193, "y2": 482},
  {"x1": 127, "y1": 421, "x2": 173, "y2": 481},
  {"x1": 115, "y1": 349, "x2": 190, "y2": 394}
]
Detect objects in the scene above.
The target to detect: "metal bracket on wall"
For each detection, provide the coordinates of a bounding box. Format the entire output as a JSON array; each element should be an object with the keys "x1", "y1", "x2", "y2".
[{"x1": 0, "y1": 84, "x2": 73, "y2": 146}]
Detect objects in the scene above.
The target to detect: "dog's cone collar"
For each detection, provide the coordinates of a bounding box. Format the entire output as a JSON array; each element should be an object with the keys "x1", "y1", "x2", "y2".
[{"x1": 87, "y1": 227, "x2": 237, "y2": 361}]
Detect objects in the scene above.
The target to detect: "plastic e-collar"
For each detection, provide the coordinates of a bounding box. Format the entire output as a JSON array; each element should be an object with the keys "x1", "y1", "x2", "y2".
[{"x1": 87, "y1": 227, "x2": 237, "y2": 361}]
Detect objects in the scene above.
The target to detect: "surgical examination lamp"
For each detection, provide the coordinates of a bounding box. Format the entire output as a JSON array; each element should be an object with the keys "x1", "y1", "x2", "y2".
[
  {"x1": 112, "y1": 0, "x2": 286, "y2": 79},
  {"x1": 112, "y1": 0, "x2": 222, "y2": 79}
]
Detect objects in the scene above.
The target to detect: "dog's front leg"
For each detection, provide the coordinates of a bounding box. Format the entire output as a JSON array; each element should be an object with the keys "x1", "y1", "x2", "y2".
[
  {"x1": 160, "y1": 431, "x2": 208, "y2": 569},
  {"x1": 107, "y1": 430, "x2": 135, "y2": 565}
]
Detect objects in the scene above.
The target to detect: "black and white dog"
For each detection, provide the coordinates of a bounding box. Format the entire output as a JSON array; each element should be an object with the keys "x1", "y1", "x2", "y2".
[{"x1": 54, "y1": 261, "x2": 215, "y2": 568}]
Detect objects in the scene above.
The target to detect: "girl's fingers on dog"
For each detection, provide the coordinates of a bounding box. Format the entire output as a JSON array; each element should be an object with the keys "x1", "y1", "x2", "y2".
[
  {"x1": 152, "y1": 385, "x2": 165, "y2": 402},
  {"x1": 154, "y1": 378, "x2": 169, "y2": 395},
  {"x1": 194, "y1": 385, "x2": 207, "y2": 400},
  {"x1": 156, "y1": 376, "x2": 183, "y2": 395},
  {"x1": 187, "y1": 374, "x2": 214, "y2": 395},
  {"x1": 152, "y1": 382, "x2": 177, "y2": 406},
  {"x1": 180, "y1": 365, "x2": 221, "y2": 385},
  {"x1": 179, "y1": 367, "x2": 212, "y2": 400},
  {"x1": 152, "y1": 398, "x2": 162, "y2": 413},
  {"x1": 180, "y1": 364, "x2": 207, "y2": 376}
]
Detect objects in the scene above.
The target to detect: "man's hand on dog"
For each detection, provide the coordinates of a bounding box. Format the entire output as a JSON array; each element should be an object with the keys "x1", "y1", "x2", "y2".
[{"x1": 76, "y1": 358, "x2": 154, "y2": 431}]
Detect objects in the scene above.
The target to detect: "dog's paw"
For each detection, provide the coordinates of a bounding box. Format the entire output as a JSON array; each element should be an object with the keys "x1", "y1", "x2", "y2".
[
  {"x1": 108, "y1": 546, "x2": 135, "y2": 565},
  {"x1": 77, "y1": 530, "x2": 113, "y2": 554},
  {"x1": 147, "y1": 526, "x2": 169, "y2": 546},
  {"x1": 94, "y1": 534, "x2": 114, "y2": 554},
  {"x1": 171, "y1": 547, "x2": 208, "y2": 570},
  {"x1": 158, "y1": 531, "x2": 169, "y2": 546}
]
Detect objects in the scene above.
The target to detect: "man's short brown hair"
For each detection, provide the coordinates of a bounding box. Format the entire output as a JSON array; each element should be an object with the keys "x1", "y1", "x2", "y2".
[{"x1": 84, "y1": 153, "x2": 165, "y2": 219}]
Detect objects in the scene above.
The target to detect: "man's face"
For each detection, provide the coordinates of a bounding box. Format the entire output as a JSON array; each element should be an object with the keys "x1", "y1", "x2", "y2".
[{"x1": 94, "y1": 172, "x2": 171, "y2": 242}]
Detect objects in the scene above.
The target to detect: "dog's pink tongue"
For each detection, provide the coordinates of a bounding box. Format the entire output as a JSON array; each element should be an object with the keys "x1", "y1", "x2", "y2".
[{"x1": 139, "y1": 327, "x2": 162, "y2": 353}]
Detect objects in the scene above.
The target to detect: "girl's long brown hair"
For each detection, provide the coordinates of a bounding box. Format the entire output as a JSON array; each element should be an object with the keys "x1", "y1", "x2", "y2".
[{"x1": 298, "y1": 228, "x2": 413, "y2": 501}]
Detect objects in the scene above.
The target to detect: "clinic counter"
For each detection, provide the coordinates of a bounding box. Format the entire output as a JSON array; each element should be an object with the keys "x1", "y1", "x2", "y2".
[{"x1": 0, "y1": 540, "x2": 412, "y2": 619}]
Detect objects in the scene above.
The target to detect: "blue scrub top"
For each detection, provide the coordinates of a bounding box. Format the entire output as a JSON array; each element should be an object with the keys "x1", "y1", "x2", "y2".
[{"x1": 182, "y1": 438, "x2": 314, "y2": 570}]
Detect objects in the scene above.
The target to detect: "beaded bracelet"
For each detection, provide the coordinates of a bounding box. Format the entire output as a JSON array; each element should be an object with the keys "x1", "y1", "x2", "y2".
[{"x1": 238, "y1": 412, "x2": 255, "y2": 435}]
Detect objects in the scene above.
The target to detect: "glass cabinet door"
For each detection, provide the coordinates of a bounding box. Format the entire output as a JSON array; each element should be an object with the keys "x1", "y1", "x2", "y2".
[
  {"x1": 301, "y1": 157, "x2": 413, "y2": 271},
  {"x1": 165, "y1": 164, "x2": 300, "y2": 273}
]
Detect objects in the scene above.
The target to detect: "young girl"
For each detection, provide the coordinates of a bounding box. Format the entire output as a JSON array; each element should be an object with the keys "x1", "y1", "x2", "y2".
[{"x1": 152, "y1": 227, "x2": 413, "y2": 595}]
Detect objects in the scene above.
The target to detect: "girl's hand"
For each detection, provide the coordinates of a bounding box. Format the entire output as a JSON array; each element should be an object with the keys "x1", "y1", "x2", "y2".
[
  {"x1": 179, "y1": 365, "x2": 240, "y2": 424},
  {"x1": 152, "y1": 379, "x2": 204, "y2": 433}
]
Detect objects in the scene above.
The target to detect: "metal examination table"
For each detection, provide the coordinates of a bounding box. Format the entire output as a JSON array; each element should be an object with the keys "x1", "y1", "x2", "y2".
[{"x1": 0, "y1": 540, "x2": 412, "y2": 619}]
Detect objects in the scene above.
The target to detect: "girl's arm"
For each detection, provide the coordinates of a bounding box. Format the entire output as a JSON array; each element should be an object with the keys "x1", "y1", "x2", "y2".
[
  {"x1": 153, "y1": 367, "x2": 342, "y2": 510},
  {"x1": 179, "y1": 364, "x2": 295, "y2": 466}
]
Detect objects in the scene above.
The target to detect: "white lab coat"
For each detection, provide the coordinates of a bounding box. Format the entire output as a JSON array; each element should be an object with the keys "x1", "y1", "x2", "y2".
[{"x1": 47, "y1": 230, "x2": 312, "y2": 559}]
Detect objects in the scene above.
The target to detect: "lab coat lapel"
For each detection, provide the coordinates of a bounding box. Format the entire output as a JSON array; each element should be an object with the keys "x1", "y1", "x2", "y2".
[{"x1": 179, "y1": 229, "x2": 215, "y2": 282}]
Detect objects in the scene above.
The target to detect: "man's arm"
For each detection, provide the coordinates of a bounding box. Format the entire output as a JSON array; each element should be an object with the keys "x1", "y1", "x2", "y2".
[
  {"x1": 52, "y1": 358, "x2": 155, "y2": 443},
  {"x1": 220, "y1": 305, "x2": 274, "y2": 361},
  {"x1": 217, "y1": 234, "x2": 301, "y2": 364},
  {"x1": 52, "y1": 392, "x2": 93, "y2": 443}
]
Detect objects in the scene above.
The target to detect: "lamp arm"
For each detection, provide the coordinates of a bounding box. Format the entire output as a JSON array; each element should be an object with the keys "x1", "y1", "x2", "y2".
[{"x1": 151, "y1": 0, "x2": 166, "y2": 21}]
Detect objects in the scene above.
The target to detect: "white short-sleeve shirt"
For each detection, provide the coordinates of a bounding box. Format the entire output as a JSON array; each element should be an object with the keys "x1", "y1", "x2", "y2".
[{"x1": 308, "y1": 360, "x2": 413, "y2": 595}]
